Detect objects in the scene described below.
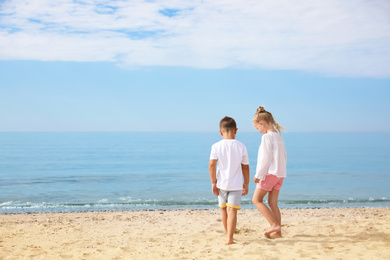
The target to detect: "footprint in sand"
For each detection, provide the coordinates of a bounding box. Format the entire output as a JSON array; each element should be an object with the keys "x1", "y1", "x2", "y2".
[
  {"x1": 235, "y1": 228, "x2": 254, "y2": 234},
  {"x1": 244, "y1": 250, "x2": 261, "y2": 256}
]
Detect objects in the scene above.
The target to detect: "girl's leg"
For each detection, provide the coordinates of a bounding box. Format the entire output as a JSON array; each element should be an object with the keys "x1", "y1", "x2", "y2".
[
  {"x1": 252, "y1": 188, "x2": 280, "y2": 236},
  {"x1": 268, "y1": 189, "x2": 282, "y2": 238}
]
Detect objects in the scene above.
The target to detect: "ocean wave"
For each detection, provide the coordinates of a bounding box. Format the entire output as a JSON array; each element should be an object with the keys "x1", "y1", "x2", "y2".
[{"x1": 1, "y1": 197, "x2": 389, "y2": 214}]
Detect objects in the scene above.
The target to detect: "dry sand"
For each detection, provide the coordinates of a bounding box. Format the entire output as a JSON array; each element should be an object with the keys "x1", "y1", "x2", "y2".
[{"x1": 1, "y1": 208, "x2": 389, "y2": 259}]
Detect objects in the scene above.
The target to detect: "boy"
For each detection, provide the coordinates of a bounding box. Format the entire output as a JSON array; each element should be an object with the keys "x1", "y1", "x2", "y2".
[{"x1": 209, "y1": 116, "x2": 250, "y2": 245}]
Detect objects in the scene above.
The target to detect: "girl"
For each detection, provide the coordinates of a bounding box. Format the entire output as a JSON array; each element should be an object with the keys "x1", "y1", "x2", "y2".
[{"x1": 252, "y1": 106, "x2": 287, "y2": 239}]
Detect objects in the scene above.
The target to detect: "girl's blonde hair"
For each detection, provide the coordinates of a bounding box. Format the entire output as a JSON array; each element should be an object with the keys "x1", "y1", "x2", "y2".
[{"x1": 253, "y1": 106, "x2": 284, "y2": 133}]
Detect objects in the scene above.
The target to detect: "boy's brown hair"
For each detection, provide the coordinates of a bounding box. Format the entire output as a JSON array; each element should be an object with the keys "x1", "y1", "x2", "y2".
[{"x1": 219, "y1": 116, "x2": 237, "y2": 132}]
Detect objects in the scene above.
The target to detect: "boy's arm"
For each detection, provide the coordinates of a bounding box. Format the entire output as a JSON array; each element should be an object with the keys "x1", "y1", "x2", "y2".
[
  {"x1": 209, "y1": 160, "x2": 219, "y2": 196},
  {"x1": 241, "y1": 164, "x2": 250, "y2": 195}
]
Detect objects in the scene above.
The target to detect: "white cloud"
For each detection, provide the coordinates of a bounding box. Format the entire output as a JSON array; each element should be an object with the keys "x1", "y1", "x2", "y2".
[{"x1": 0, "y1": 0, "x2": 389, "y2": 77}]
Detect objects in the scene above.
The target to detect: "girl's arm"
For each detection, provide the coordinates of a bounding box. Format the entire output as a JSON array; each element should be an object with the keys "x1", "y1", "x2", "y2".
[{"x1": 254, "y1": 135, "x2": 273, "y2": 180}]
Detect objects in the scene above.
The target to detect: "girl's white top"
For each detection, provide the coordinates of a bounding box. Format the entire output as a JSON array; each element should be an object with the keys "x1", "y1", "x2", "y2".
[{"x1": 255, "y1": 132, "x2": 287, "y2": 180}]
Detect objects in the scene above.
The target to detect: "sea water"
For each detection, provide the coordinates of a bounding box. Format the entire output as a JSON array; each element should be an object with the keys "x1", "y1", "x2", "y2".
[{"x1": 0, "y1": 132, "x2": 389, "y2": 213}]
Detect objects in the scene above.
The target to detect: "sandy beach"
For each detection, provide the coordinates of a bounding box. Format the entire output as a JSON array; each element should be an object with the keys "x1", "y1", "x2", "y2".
[{"x1": 1, "y1": 208, "x2": 389, "y2": 259}]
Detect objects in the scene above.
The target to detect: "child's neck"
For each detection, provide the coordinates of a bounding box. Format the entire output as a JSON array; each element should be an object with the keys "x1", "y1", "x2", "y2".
[
  {"x1": 220, "y1": 129, "x2": 237, "y2": 139},
  {"x1": 265, "y1": 125, "x2": 277, "y2": 134},
  {"x1": 222, "y1": 132, "x2": 236, "y2": 139}
]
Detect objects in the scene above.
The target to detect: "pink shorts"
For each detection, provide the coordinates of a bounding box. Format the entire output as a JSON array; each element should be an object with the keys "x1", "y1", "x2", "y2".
[{"x1": 257, "y1": 174, "x2": 284, "y2": 191}]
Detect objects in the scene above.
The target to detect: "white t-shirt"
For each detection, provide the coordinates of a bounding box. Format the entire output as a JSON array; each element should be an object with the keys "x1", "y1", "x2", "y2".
[
  {"x1": 209, "y1": 139, "x2": 249, "y2": 191},
  {"x1": 255, "y1": 132, "x2": 287, "y2": 180}
]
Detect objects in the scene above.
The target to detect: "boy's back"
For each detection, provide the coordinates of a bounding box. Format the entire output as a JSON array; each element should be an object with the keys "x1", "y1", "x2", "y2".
[
  {"x1": 209, "y1": 116, "x2": 250, "y2": 245},
  {"x1": 210, "y1": 139, "x2": 249, "y2": 191}
]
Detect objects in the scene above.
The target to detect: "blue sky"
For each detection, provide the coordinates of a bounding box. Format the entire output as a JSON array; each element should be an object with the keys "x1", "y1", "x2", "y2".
[{"x1": 0, "y1": 0, "x2": 389, "y2": 132}]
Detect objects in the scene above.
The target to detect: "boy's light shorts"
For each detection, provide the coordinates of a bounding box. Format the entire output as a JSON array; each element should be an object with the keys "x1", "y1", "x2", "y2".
[
  {"x1": 257, "y1": 174, "x2": 284, "y2": 191},
  {"x1": 218, "y1": 190, "x2": 242, "y2": 210}
]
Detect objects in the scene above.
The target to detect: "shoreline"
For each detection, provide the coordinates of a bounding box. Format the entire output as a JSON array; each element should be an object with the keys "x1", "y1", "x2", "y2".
[
  {"x1": 1, "y1": 208, "x2": 389, "y2": 259},
  {"x1": 1, "y1": 205, "x2": 389, "y2": 215},
  {"x1": 2, "y1": 196, "x2": 389, "y2": 215}
]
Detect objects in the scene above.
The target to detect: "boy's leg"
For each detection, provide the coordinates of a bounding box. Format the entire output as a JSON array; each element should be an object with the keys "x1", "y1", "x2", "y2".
[
  {"x1": 225, "y1": 190, "x2": 241, "y2": 244},
  {"x1": 222, "y1": 207, "x2": 228, "y2": 234},
  {"x1": 252, "y1": 188, "x2": 281, "y2": 236},
  {"x1": 218, "y1": 190, "x2": 228, "y2": 235},
  {"x1": 268, "y1": 189, "x2": 282, "y2": 238},
  {"x1": 226, "y1": 206, "x2": 237, "y2": 244}
]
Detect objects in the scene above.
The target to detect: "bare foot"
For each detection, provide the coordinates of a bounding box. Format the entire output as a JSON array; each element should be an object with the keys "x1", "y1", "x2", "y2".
[
  {"x1": 226, "y1": 240, "x2": 236, "y2": 245},
  {"x1": 264, "y1": 230, "x2": 282, "y2": 239},
  {"x1": 269, "y1": 231, "x2": 282, "y2": 239},
  {"x1": 264, "y1": 225, "x2": 281, "y2": 236}
]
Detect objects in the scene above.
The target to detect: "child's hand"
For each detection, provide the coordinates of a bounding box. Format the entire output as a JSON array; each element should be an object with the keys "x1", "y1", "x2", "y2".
[
  {"x1": 212, "y1": 183, "x2": 219, "y2": 196},
  {"x1": 242, "y1": 183, "x2": 249, "y2": 195},
  {"x1": 253, "y1": 177, "x2": 260, "y2": 183}
]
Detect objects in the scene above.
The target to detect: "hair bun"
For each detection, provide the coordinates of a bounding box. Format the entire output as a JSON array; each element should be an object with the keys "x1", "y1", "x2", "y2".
[{"x1": 256, "y1": 106, "x2": 266, "y2": 113}]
